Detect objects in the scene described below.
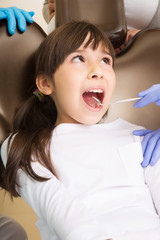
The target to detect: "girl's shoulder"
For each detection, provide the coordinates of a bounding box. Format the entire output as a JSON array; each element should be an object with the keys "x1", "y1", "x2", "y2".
[
  {"x1": 51, "y1": 118, "x2": 145, "y2": 140},
  {"x1": 100, "y1": 118, "x2": 144, "y2": 131}
]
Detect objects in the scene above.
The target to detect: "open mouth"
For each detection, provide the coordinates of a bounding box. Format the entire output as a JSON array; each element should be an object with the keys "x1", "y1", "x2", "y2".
[{"x1": 82, "y1": 89, "x2": 104, "y2": 108}]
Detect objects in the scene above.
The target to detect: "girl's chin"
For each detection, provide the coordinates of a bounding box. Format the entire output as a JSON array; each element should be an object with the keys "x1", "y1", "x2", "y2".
[{"x1": 78, "y1": 116, "x2": 104, "y2": 125}]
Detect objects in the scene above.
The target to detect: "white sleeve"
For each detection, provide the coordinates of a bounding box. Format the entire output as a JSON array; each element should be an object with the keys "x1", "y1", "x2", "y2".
[
  {"x1": 42, "y1": 0, "x2": 49, "y2": 23},
  {"x1": 47, "y1": 16, "x2": 55, "y2": 34},
  {"x1": 19, "y1": 164, "x2": 110, "y2": 240},
  {"x1": 124, "y1": 0, "x2": 159, "y2": 29},
  {"x1": 144, "y1": 159, "x2": 160, "y2": 215},
  {"x1": 0, "y1": 141, "x2": 110, "y2": 240}
]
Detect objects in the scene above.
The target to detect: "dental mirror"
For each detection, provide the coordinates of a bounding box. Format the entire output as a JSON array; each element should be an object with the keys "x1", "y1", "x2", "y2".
[{"x1": 92, "y1": 96, "x2": 142, "y2": 106}]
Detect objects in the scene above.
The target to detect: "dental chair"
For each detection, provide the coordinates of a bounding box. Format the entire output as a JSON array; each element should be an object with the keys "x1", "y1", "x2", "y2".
[
  {"x1": 104, "y1": 29, "x2": 160, "y2": 130},
  {"x1": 0, "y1": 3, "x2": 160, "y2": 240},
  {"x1": 0, "y1": 20, "x2": 46, "y2": 240}
]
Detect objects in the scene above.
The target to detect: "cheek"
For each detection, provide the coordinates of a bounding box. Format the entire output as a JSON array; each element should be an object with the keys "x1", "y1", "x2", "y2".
[
  {"x1": 112, "y1": 75, "x2": 116, "y2": 91},
  {"x1": 107, "y1": 71, "x2": 116, "y2": 94},
  {"x1": 54, "y1": 78, "x2": 81, "y2": 108}
]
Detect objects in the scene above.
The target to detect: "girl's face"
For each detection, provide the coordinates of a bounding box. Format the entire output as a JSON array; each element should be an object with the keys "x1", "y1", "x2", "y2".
[{"x1": 52, "y1": 37, "x2": 116, "y2": 126}]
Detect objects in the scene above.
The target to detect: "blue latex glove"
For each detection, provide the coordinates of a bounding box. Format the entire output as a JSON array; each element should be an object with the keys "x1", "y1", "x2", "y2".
[
  {"x1": 133, "y1": 129, "x2": 160, "y2": 167},
  {"x1": 0, "y1": 7, "x2": 34, "y2": 35},
  {"x1": 134, "y1": 84, "x2": 160, "y2": 108}
]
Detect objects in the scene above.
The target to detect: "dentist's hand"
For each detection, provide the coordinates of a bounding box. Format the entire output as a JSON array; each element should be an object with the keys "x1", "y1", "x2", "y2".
[
  {"x1": 0, "y1": 7, "x2": 34, "y2": 35},
  {"x1": 134, "y1": 84, "x2": 160, "y2": 108},
  {"x1": 133, "y1": 128, "x2": 160, "y2": 167},
  {"x1": 48, "y1": 0, "x2": 55, "y2": 21}
]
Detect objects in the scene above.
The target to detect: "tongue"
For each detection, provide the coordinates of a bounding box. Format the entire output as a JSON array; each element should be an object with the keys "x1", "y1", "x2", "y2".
[{"x1": 83, "y1": 92, "x2": 100, "y2": 108}]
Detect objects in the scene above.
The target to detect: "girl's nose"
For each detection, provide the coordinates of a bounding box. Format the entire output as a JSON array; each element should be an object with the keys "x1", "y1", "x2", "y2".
[{"x1": 87, "y1": 64, "x2": 103, "y2": 80}]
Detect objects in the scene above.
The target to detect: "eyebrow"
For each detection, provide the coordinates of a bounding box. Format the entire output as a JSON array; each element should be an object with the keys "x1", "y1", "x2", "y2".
[{"x1": 72, "y1": 49, "x2": 112, "y2": 57}]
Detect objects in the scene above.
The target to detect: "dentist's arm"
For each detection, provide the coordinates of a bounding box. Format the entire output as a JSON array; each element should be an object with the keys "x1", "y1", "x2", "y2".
[
  {"x1": 0, "y1": 7, "x2": 34, "y2": 35},
  {"x1": 43, "y1": 0, "x2": 55, "y2": 23},
  {"x1": 48, "y1": 0, "x2": 55, "y2": 21}
]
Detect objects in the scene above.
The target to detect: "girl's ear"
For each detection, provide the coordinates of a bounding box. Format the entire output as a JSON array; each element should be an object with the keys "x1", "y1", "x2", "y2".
[{"x1": 36, "y1": 74, "x2": 54, "y2": 95}]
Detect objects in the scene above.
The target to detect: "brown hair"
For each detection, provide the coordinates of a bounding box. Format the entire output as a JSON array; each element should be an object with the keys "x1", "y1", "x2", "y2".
[{"x1": 3, "y1": 21, "x2": 115, "y2": 197}]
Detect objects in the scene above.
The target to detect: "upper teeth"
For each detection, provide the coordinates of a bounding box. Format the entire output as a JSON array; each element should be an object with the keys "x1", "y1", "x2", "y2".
[{"x1": 88, "y1": 89, "x2": 103, "y2": 93}]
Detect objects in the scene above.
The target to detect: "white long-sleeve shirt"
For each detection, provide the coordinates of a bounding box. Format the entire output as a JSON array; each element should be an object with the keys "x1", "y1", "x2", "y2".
[{"x1": 1, "y1": 119, "x2": 160, "y2": 240}]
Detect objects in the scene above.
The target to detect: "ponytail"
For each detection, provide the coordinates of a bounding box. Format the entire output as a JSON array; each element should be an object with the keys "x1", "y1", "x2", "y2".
[
  {"x1": 13, "y1": 95, "x2": 57, "y2": 132},
  {"x1": 3, "y1": 94, "x2": 57, "y2": 197}
]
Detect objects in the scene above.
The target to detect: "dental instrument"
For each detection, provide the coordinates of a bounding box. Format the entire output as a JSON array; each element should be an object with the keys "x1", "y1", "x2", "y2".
[{"x1": 92, "y1": 96, "x2": 142, "y2": 106}]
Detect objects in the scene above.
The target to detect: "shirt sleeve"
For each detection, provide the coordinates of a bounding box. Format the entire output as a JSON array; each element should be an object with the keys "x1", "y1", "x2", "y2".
[
  {"x1": 42, "y1": 0, "x2": 50, "y2": 23},
  {"x1": 23, "y1": 163, "x2": 111, "y2": 240},
  {"x1": 144, "y1": 159, "x2": 160, "y2": 215},
  {"x1": 0, "y1": 139, "x2": 110, "y2": 240}
]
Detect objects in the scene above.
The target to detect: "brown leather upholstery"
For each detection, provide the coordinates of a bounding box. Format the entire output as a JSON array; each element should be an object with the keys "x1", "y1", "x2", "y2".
[
  {"x1": 104, "y1": 29, "x2": 160, "y2": 130},
  {"x1": 0, "y1": 20, "x2": 46, "y2": 185},
  {"x1": 0, "y1": 20, "x2": 46, "y2": 144},
  {"x1": 55, "y1": 0, "x2": 127, "y2": 48}
]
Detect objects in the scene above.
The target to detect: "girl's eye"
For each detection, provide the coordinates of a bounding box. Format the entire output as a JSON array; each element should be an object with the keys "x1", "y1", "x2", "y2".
[
  {"x1": 101, "y1": 57, "x2": 112, "y2": 65},
  {"x1": 72, "y1": 55, "x2": 84, "y2": 63}
]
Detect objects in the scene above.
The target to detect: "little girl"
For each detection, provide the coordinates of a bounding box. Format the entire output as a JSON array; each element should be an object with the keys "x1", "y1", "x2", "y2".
[{"x1": 1, "y1": 21, "x2": 160, "y2": 240}]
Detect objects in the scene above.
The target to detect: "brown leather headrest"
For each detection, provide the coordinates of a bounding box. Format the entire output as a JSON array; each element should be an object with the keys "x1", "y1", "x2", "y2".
[{"x1": 55, "y1": 0, "x2": 127, "y2": 48}]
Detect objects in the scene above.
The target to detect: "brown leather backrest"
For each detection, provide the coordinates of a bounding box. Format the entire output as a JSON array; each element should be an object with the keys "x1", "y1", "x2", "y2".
[
  {"x1": 0, "y1": 21, "x2": 46, "y2": 145},
  {"x1": 104, "y1": 29, "x2": 160, "y2": 130}
]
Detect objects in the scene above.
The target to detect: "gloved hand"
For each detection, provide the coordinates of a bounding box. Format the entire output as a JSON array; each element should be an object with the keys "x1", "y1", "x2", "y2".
[
  {"x1": 134, "y1": 84, "x2": 160, "y2": 108},
  {"x1": 0, "y1": 7, "x2": 34, "y2": 35},
  {"x1": 133, "y1": 128, "x2": 160, "y2": 167}
]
